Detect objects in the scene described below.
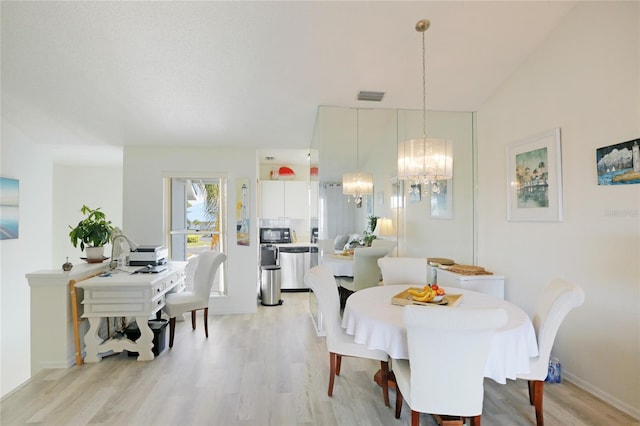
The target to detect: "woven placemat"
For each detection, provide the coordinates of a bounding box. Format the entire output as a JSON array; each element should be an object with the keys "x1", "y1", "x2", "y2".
[
  {"x1": 427, "y1": 257, "x2": 455, "y2": 266},
  {"x1": 448, "y1": 264, "x2": 493, "y2": 275}
]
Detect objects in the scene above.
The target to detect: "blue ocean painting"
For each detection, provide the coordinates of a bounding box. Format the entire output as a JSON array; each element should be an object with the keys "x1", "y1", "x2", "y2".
[{"x1": 0, "y1": 177, "x2": 19, "y2": 240}]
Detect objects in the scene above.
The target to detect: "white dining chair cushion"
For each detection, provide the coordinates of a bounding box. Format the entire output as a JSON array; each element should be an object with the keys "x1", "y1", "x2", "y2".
[
  {"x1": 394, "y1": 306, "x2": 507, "y2": 417},
  {"x1": 378, "y1": 257, "x2": 427, "y2": 286}
]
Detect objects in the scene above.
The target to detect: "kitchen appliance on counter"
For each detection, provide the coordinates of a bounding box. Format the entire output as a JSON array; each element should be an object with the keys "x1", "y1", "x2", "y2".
[
  {"x1": 259, "y1": 227, "x2": 310, "y2": 291},
  {"x1": 259, "y1": 227, "x2": 291, "y2": 245}
]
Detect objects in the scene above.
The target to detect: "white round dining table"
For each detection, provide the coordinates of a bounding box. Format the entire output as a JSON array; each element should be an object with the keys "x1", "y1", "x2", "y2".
[{"x1": 341, "y1": 284, "x2": 539, "y2": 384}]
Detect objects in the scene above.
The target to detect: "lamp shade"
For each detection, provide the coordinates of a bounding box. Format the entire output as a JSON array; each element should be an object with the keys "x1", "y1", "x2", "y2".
[
  {"x1": 377, "y1": 218, "x2": 393, "y2": 237},
  {"x1": 342, "y1": 171, "x2": 373, "y2": 197},
  {"x1": 397, "y1": 137, "x2": 453, "y2": 183}
]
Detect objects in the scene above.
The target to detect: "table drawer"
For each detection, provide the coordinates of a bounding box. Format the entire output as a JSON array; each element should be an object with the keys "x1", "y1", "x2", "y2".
[
  {"x1": 85, "y1": 288, "x2": 146, "y2": 300},
  {"x1": 85, "y1": 302, "x2": 146, "y2": 315}
]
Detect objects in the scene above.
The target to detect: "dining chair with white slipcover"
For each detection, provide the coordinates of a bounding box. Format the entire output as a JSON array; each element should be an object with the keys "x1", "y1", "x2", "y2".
[
  {"x1": 163, "y1": 250, "x2": 226, "y2": 348},
  {"x1": 517, "y1": 278, "x2": 585, "y2": 426},
  {"x1": 394, "y1": 305, "x2": 507, "y2": 426},
  {"x1": 305, "y1": 264, "x2": 391, "y2": 406},
  {"x1": 371, "y1": 238, "x2": 397, "y2": 256},
  {"x1": 378, "y1": 257, "x2": 428, "y2": 286},
  {"x1": 338, "y1": 246, "x2": 388, "y2": 308}
]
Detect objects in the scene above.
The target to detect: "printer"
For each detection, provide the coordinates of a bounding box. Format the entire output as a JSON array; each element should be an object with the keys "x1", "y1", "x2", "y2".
[{"x1": 128, "y1": 245, "x2": 168, "y2": 266}]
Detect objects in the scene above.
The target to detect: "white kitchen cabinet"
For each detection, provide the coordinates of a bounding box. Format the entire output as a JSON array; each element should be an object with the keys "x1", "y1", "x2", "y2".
[
  {"x1": 435, "y1": 268, "x2": 505, "y2": 299},
  {"x1": 260, "y1": 181, "x2": 286, "y2": 218},
  {"x1": 260, "y1": 180, "x2": 309, "y2": 220}
]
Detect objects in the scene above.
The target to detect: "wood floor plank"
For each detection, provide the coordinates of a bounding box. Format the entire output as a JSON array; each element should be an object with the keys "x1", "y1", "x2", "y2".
[{"x1": 1, "y1": 292, "x2": 637, "y2": 426}]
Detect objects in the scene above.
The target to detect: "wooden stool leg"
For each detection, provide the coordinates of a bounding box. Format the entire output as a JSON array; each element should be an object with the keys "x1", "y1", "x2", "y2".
[{"x1": 191, "y1": 310, "x2": 197, "y2": 330}]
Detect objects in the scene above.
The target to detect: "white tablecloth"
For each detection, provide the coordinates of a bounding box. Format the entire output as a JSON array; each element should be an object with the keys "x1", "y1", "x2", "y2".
[
  {"x1": 321, "y1": 253, "x2": 354, "y2": 277},
  {"x1": 341, "y1": 284, "x2": 539, "y2": 384}
]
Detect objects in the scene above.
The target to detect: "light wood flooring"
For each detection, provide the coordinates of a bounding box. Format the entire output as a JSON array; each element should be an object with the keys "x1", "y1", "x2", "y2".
[{"x1": 1, "y1": 292, "x2": 637, "y2": 426}]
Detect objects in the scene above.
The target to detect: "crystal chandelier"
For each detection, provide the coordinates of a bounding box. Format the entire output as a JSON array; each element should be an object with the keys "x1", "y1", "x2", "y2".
[
  {"x1": 397, "y1": 19, "x2": 453, "y2": 193},
  {"x1": 343, "y1": 109, "x2": 373, "y2": 206}
]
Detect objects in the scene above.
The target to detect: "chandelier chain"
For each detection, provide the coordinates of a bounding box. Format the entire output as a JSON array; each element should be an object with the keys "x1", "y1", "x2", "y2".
[
  {"x1": 356, "y1": 109, "x2": 360, "y2": 170},
  {"x1": 422, "y1": 30, "x2": 427, "y2": 139}
]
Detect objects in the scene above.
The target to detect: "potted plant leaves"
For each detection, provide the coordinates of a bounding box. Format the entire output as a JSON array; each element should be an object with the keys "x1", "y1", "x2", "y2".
[{"x1": 69, "y1": 205, "x2": 114, "y2": 262}]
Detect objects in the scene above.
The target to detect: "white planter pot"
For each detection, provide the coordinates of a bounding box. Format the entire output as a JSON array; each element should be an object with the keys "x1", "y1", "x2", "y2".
[{"x1": 85, "y1": 246, "x2": 105, "y2": 261}]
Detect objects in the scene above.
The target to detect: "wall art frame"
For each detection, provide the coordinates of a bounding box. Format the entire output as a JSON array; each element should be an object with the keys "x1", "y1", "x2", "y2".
[
  {"x1": 409, "y1": 184, "x2": 421, "y2": 203},
  {"x1": 0, "y1": 177, "x2": 19, "y2": 240},
  {"x1": 596, "y1": 138, "x2": 640, "y2": 185},
  {"x1": 430, "y1": 179, "x2": 453, "y2": 219},
  {"x1": 507, "y1": 128, "x2": 563, "y2": 222},
  {"x1": 236, "y1": 178, "x2": 250, "y2": 246}
]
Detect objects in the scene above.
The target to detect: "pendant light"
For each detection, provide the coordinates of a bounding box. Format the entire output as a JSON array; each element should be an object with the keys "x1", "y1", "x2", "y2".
[
  {"x1": 397, "y1": 19, "x2": 453, "y2": 193},
  {"x1": 343, "y1": 108, "x2": 373, "y2": 206}
]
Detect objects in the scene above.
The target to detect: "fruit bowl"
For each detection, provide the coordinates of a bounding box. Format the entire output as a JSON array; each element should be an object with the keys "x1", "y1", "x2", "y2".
[{"x1": 432, "y1": 295, "x2": 444, "y2": 303}]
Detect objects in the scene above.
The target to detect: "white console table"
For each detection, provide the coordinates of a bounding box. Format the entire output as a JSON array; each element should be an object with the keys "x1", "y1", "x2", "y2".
[
  {"x1": 77, "y1": 262, "x2": 186, "y2": 362},
  {"x1": 435, "y1": 268, "x2": 505, "y2": 299}
]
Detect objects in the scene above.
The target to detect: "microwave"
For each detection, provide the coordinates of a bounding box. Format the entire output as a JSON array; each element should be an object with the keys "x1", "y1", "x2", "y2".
[{"x1": 259, "y1": 227, "x2": 291, "y2": 244}]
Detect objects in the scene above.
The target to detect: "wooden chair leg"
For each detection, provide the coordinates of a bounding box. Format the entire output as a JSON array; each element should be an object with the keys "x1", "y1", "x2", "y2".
[
  {"x1": 335, "y1": 354, "x2": 342, "y2": 375},
  {"x1": 191, "y1": 310, "x2": 197, "y2": 330},
  {"x1": 395, "y1": 387, "x2": 403, "y2": 419},
  {"x1": 411, "y1": 410, "x2": 420, "y2": 426},
  {"x1": 380, "y1": 360, "x2": 390, "y2": 407},
  {"x1": 328, "y1": 352, "x2": 337, "y2": 396},
  {"x1": 204, "y1": 307, "x2": 209, "y2": 338},
  {"x1": 531, "y1": 380, "x2": 544, "y2": 426},
  {"x1": 470, "y1": 415, "x2": 481, "y2": 426},
  {"x1": 169, "y1": 317, "x2": 176, "y2": 348}
]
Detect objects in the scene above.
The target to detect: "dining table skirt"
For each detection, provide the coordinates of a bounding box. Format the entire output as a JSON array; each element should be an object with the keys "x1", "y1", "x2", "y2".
[{"x1": 341, "y1": 284, "x2": 539, "y2": 384}]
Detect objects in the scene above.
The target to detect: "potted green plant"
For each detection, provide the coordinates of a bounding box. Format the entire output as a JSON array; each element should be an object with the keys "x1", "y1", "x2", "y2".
[
  {"x1": 362, "y1": 215, "x2": 379, "y2": 246},
  {"x1": 69, "y1": 205, "x2": 114, "y2": 261}
]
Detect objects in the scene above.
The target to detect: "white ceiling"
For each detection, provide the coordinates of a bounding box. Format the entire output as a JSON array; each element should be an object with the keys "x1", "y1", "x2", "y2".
[{"x1": 1, "y1": 1, "x2": 576, "y2": 166}]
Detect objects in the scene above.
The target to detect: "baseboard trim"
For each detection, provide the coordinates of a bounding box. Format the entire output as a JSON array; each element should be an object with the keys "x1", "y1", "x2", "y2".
[{"x1": 563, "y1": 370, "x2": 640, "y2": 420}]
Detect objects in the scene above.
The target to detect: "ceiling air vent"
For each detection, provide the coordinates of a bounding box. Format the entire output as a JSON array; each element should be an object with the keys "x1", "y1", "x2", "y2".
[{"x1": 357, "y1": 91, "x2": 385, "y2": 102}]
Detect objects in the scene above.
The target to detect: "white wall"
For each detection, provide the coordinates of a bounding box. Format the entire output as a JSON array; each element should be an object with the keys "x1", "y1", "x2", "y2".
[
  {"x1": 52, "y1": 165, "x2": 123, "y2": 266},
  {"x1": 0, "y1": 121, "x2": 53, "y2": 397},
  {"x1": 1, "y1": 122, "x2": 124, "y2": 398},
  {"x1": 476, "y1": 2, "x2": 639, "y2": 417},
  {"x1": 122, "y1": 146, "x2": 258, "y2": 315}
]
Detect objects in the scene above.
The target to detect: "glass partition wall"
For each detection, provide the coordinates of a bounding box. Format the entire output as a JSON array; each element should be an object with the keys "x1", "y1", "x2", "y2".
[{"x1": 311, "y1": 106, "x2": 475, "y2": 264}]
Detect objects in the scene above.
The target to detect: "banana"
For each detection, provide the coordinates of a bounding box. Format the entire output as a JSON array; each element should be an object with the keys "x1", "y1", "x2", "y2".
[
  {"x1": 413, "y1": 288, "x2": 436, "y2": 302},
  {"x1": 407, "y1": 288, "x2": 427, "y2": 297}
]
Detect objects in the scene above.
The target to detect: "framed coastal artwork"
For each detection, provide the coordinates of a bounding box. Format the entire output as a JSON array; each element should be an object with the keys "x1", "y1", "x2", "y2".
[
  {"x1": 236, "y1": 178, "x2": 250, "y2": 246},
  {"x1": 409, "y1": 184, "x2": 421, "y2": 203},
  {"x1": 0, "y1": 177, "x2": 19, "y2": 240},
  {"x1": 596, "y1": 138, "x2": 640, "y2": 185},
  {"x1": 507, "y1": 128, "x2": 563, "y2": 222},
  {"x1": 430, "y1": 179, "x2": 453, "y2": 219}
]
